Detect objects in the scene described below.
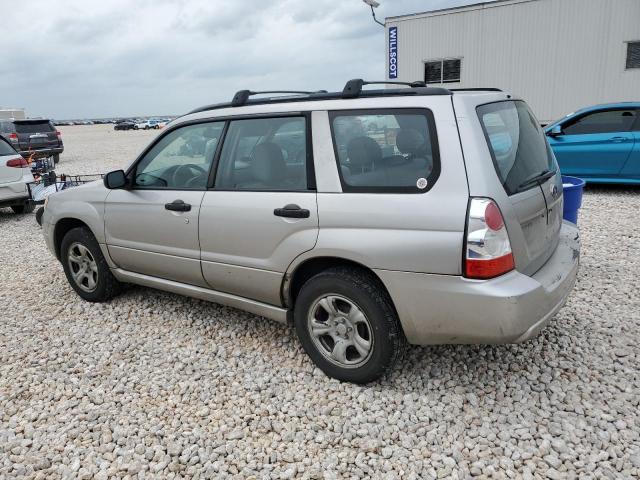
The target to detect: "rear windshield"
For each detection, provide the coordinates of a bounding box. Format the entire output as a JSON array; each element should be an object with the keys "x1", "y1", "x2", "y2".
[
  {"x1": 329, "y1": 108, "x2": 440, "y2": 193},
  {"x1": 0, "y1": 139, "x2": 16, "y2": 156},
  {"x1": 14, "y1": 121, "x2": 55, "y2": 134},
  {"x1": 477, "y1": 101, "x2": 555, "y2": 195}
]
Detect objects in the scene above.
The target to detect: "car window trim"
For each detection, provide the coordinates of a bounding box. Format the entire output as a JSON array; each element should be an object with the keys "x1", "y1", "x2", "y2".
[
  {"x1": 206, "y1": 111, "x2": 316, "y2": 193},
  {"x1": 561, "y1": 107, "x2": 638, "y2": 135},
  {"x1": 328, "y1": 107, "x2": 441, "y2": 194}
]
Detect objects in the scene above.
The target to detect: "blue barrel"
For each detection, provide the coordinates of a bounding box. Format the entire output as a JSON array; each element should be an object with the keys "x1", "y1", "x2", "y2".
[{"x1": 561, "y1": 175, "x2": 586, "y2": 224}]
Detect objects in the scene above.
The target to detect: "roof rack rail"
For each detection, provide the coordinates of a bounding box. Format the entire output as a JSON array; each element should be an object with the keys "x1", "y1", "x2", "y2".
[
  {"x1": 231, "y1": 89, "x2": 328, "y2": 107},
  {"x1": 187, "y1": 82, "x2": 452, "y2": 115},
  {"x1": 342, "y1": 79, "x2": 427, "y2": 98},
  {"x1": 449, "y1": 88, "x2": 503, "y2": 92}
]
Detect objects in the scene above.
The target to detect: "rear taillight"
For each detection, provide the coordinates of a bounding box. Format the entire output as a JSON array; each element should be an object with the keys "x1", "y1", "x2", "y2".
[
  {"x1": 56, "y1": 130, "x2": 61, "y2": 137},
  {"x1": 8, "y1": 133, "x2": 18, "y2": 143},
  {"x1": 6, "y1": 157, "x2": 29, "y2": 168},
  {"x1": 464, "y1": 198, "x2": 514, "y2": 279}
]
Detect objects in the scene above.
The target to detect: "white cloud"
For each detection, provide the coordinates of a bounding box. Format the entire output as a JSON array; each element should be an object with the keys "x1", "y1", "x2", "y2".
[{"x1": 1, "y1": 0, "x2": 479, "y2": 118}]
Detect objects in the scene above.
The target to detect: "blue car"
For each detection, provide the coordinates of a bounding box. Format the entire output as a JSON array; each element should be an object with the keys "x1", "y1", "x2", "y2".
[{"x1": 545, "y1": 103, "x2": 640, "y2": 184}]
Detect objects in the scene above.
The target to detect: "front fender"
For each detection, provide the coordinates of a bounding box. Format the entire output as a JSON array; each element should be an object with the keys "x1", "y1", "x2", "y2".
[{"x1": 46, "y1": 182, "x2": 108, "y2": 242}]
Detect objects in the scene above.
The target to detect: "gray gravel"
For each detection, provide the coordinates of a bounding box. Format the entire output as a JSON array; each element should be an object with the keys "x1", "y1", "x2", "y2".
[{"x1": 1, "y1": 125, "x2": 639, "y2": 479}]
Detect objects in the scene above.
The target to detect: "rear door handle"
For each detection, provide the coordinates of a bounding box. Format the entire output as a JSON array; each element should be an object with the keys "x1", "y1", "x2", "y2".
[
  {"x1": 610, "y1": 136, "x2": 627, "y2": 143},
  {"x1": 165, "y1": 199, "x2": 191, "y2": 212},
  {"x1": 274, "y1": 204, "x2": 310, "y2": 218}
]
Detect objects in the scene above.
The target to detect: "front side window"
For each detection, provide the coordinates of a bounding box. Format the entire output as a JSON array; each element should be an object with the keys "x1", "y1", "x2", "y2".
[
  {"x1": 478, "y1": 101, "x2": 555, "y2": 196},
  {"x1": 214, "y1": 116, "x2": 308, "y2": 191},
  {"x1": 563, "y1": 109, "x2": 637, "y2": 135},
  {"x1": 330, "y1": 109, "x2": 440, "y2": 193},
  {"x1": 425, "y1": 58, "x2": 461, "y2": 84},
  {"x1": 134, "y1": 122, "x2": 223, "y2": 189}
]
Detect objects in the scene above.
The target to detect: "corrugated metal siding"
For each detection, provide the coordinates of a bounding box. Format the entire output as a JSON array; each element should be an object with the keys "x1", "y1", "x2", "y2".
[{"x1": 386, "y1": 0, "x2": 640, "y2": 123}]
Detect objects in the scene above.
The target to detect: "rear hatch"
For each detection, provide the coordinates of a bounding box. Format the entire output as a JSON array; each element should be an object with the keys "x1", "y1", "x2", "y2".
[
  {"x1": 477, "y1": 100, "x2": 563, "y2": 275},
  {"x1": 13, "y1": 120, "x2": 60, "y2": 153}
]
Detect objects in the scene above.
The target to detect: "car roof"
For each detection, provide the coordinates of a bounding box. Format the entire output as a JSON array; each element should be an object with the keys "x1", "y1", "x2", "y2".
[{"x1": 573, "y1": 102, "x2": 640, "y2": 114}]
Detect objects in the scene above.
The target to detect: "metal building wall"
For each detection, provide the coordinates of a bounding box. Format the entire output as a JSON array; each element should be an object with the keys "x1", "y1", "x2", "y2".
[{"x1": 385, "y1": 0, "x2": 640, "y2": 123}]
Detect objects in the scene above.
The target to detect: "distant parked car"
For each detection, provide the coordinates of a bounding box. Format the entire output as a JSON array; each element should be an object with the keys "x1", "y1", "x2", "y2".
[
  {"x1": 114, "y1": 120, "x2": 136, "y2": 131},
  {"x1": 134, "y1": 120, "x2": 161, "y2": 130},
  {"x1": 0, "y1": 136, "x2": 34, "y2": 214},
  {"x1": 545, "y1": 103, "x2": 640, "y2": 184},
  {"x1": 0, "y1": 119, "x2": 64, "y2": 164}
]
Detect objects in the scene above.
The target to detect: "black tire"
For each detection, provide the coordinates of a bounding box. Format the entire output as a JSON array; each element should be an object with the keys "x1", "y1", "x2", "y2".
[
  {"x1": 35, "y1": 206, "x2": 45, "y2": 226},
  {"x1": 294, "y1": 267, "x2": 406, "y2": 383},
  {"x1": 53, "y1": 154, "x2": 60, "y2": 164},
  {"x1": 60, "y1": 227, "x2": 122, "y2": 302},
  {"x1": 11, "y1": 202, "x2": 35, "y2": 214}
]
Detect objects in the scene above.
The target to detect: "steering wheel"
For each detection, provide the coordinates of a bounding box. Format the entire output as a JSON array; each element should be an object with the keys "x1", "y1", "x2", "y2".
[{"x1": 171, "y1": 163, "x2": 207, "y2": 187}]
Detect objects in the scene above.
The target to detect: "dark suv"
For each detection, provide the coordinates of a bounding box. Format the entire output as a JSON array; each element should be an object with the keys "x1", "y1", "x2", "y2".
[{"x1": 0, "y1": 119, "x2": 63, "y2": 163}]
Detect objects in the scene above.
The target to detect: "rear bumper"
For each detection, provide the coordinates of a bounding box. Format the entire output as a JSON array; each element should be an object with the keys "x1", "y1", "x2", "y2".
[
  {"x1": 19, "y1": 146, "x2": 63, "y2": 159},
  {"x1": 376, "y1": 221, "x2": 581, "y2": 345},
  {"x1": 0, "y1": 175, "x2": 31, "y2": 205}
]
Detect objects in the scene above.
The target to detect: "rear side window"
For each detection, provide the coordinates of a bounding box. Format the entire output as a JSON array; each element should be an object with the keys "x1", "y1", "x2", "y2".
[
  {"x1": 214, "y1": 116, "x2": 310, "y2": 191},
  {"x1": 477, "y1": 101, "x2": 555, "y2": 196},
  {"x1": 329, "y1": 109, "x2": 440, "y2": 193},
  {"x1": 562, "y1": 109, "x2": 637, "y2": 135},
  {"x1": 14, "y1": 121, "x2": 55, "y2": 134},
  {"x1": 0, "y1": 138, "x2": 16, "y2": 156}
]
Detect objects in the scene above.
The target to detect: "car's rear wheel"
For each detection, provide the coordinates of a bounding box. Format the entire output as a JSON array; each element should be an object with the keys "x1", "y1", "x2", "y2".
[
  {"x1": 53, "y1": 154, "x2": 60, "y2": 164},
  {"x1": 11, "y1": 202, "x2": 35, "y2": 214},
  {"x1": 294, "y1": 267, "x2": 405, "y2": 383},
  {"x1": 61, "y1": 227, "x2": 122, "y2": 302}
]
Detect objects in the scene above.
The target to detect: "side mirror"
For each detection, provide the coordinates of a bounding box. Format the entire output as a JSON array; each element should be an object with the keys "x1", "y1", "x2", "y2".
[
  {"x1": 547, "y1": 125, "x2": 563, "y2": 137},
  {"x1": 103, "y1": 170, "x2": 128, "y2": 189}
]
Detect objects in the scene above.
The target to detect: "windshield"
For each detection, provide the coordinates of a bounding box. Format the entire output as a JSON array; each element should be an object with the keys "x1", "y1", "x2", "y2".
[{"x1": 477, "y1": 101, "x2": 555, "y2": 195}]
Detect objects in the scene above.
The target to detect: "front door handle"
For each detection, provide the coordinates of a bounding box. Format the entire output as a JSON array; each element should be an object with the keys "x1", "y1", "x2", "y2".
[
  {"x1": 610, "y1": 136, "x2": 627, "y2": 143},
  {"x1": 165, "y1": 199, "x2": 191, "y2": 212},
  {"x1": 274, "y1": 204, "x2": 310, "y2": 218}
]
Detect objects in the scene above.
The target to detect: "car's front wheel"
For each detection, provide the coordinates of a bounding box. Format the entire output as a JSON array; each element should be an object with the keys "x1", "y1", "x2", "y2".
[
  {"x1": 294, "y1": 267, "x2": 405, "y2": 383},
  {"x1": 61, "y1": 227, "x2": 122, "y2": 302}
]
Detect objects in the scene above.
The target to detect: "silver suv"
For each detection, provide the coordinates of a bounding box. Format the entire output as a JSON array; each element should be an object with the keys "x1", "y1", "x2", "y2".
[{"x1": 41, "y1": 80, "x2": 580, "y2": 383}]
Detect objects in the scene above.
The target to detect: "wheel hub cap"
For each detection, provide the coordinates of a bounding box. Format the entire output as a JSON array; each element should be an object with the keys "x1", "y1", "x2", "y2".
[
  {"x1": 307, "y1": 294, "x2": 373, "y2": 368},
  {"x1": 67, "y1": 242, "x2": 98, "y2": 293}
]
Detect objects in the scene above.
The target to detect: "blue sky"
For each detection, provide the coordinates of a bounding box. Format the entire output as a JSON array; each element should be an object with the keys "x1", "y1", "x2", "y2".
[{"x1": 1, "y1": 0, "x2": 480, "y2": 118}]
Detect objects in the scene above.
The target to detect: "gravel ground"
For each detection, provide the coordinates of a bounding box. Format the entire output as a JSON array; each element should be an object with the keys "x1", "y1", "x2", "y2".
[{"x1": 1, "y1": 125, "x2": 639, "y2": 479}]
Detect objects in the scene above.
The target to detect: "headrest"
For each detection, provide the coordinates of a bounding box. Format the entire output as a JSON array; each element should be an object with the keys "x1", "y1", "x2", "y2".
[
  {"x1": 252, "y1": 142, "x2": 286, "y2": 184},
  {"x1": 396, "y1": 129, "x2": 427, "y2": 155},
  {"x1": 347, "y1": 136, "x2": 382, "y2": 168}
]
